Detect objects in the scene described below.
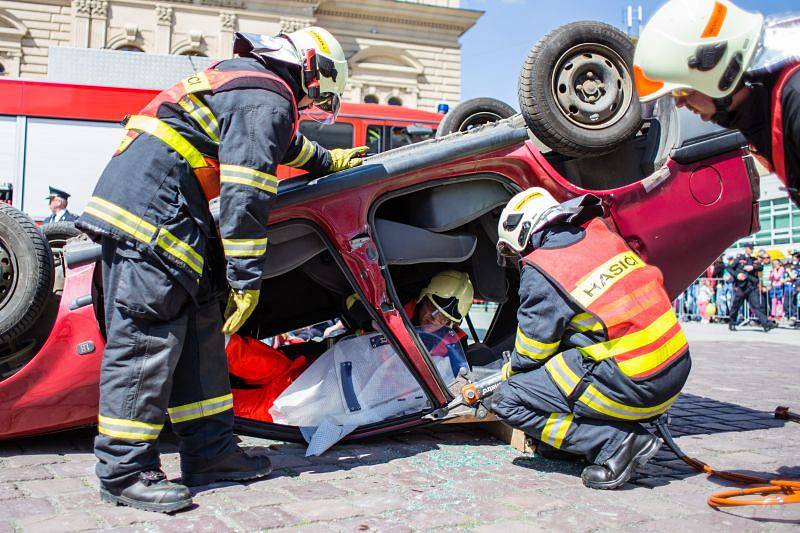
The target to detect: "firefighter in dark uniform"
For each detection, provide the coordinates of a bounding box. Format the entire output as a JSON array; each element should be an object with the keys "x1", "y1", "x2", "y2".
[
  {"x1": 634, "y1": 0, "x2": 800, "y2": 209},
  {"x1": 728, "y1": 245, "x2": 774, "y2": 330},
  {"x1": 490, "y1": 188, "x2": 691, "y2": 490},
  {"x1": 76, "y1": 27, "x2": 367, "y2": 513}
]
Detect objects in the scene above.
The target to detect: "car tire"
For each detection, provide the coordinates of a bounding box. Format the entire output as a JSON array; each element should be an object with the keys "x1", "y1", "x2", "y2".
[
  {"x1": 41, "y1": 221, "x2": 84, "y2": 250},
  {"x1": 518, "y1": 21, "x2": 642, "y2": 158},
  {"x1": 435, "y1": 97, "x2": 517, "y2": 137},
  {"x1": 0, "y1": 203, "x2": 54, "y2": 346}
]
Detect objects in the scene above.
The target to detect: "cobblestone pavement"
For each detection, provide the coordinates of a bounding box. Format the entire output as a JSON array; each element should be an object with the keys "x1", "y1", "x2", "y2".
[{"x1": 1, "y1": 330, "x2": 799, "y2": 531}]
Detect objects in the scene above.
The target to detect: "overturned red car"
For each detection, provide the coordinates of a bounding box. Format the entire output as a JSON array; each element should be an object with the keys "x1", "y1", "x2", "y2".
[{"x1": 0, "y1": 22, "x2": 760, "y2": 444}]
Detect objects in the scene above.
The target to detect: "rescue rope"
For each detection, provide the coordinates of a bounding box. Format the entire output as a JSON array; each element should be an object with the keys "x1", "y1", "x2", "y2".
[{"x1": 653, "y1": 417, "x2": 800, "y2": 508}]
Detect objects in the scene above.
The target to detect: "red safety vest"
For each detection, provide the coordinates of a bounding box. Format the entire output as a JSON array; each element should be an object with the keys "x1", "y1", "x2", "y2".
[
  {"x1": 523, "y1": 218, "x2": 688, "y2": 380},
  {"x1": 770, "y1": 62, "x2": 800, "y2": 187},
  {"x1": 117, "y1": 64, "x2": 298, "y2": 202}
]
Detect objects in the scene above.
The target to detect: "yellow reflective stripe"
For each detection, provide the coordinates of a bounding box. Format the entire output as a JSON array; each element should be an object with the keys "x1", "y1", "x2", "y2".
[
  {"x1": 84, "y1": 197, "x2": 156, "y2": 244},
  {"x1": 579, "y1": 385, "x2": 679, "y2": 421},
  {"x1": 222, "y1": 237, "x2": 268, "y2": 258},
  {"x1": 220, "y1": 164, "x2": 278, "y2": 194},
  {"x1": 156, "y1": 228, "x2": 204, "y2": 275},
  {"x1": 285, "y1": 136, "x2": 314, "y2": 168},
  {"x1": 116, "y1": 133, "x2": 134, "y2": 154},
  {"x1": 168, "y1": 393, "x2": 234, "y2": 424},
  {"x1": 616, "y1": 329, "x2": 688, "y2": 378},
  {"x1": 580, "y1": 309, "x2": 679, "y2": 362},
  {"x1": 125, "y1": 115, "x2": 206, "y2": 169},
  {"x1": 569, "y1": 312, "x2": 604, "y2": 333},
  {"x1": 178, "y1": 94, "x2": 220, "y2": 143},
  {"x1": 544, "y1": 353, "x2": 580, "y2": 396},
  {"x1": 98, "y1": 415, "x2": 163, "y2": 441},
  {"x1": 181, "y1": 71, "x2": 212, "y2": 94},
  {"x1": 541, "y1": 413, "x2": 573, "y2": 449},
  {"x1": 515, "y1": 327, "x2": 559, "y2": 360},
  {"x1": 571, "y1": 251, "x2": 646, "y2": 307}
]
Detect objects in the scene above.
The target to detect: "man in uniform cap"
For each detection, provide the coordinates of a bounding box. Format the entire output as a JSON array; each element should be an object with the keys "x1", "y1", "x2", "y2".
[{"x1": 44, "y1": 186, "x2": 78, "y2": 223}]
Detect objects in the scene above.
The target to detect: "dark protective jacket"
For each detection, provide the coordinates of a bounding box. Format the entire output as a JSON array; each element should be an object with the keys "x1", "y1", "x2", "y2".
[
  {"x1": 722, "y1": 65, "x2": 800, "y2": 207},
  {"x1": 732, "y1": 254, "x2": 762, "y2": 291},
  {"x1": 77, "y1": 57, "x2": 331, "y2": 296},
  {"x1": 509, "y1": 218, "x2": 691, "y2": 419}
]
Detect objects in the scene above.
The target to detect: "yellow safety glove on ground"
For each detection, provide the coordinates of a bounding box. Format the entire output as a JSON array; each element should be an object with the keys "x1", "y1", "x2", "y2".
[
  {"x1": 329, "y1": 146, "x2": 369, "y2": 172},
  {"x1": 222, "y1": 289, "x2": 260, "y2": 334}
]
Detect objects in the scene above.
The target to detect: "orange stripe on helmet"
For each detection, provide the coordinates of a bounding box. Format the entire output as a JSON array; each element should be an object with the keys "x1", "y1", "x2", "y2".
[
  {"x1": 633, "y1": 65, "x2": 665, "y2": 98},
  {"x1": 701, "y1": 1, "x2": 728, "y2": 38}
]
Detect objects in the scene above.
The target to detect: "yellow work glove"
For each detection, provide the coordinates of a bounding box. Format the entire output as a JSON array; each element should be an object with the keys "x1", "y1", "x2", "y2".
[
  {"x1": 222, "y1": 289, "x2": 260, "y2": 334},
  {"x1": 329, "y1": 146, "x2": 368, "y2": 172},
  {"x1": 501, "y1": 362, "x2": 517, "y2": 381}
]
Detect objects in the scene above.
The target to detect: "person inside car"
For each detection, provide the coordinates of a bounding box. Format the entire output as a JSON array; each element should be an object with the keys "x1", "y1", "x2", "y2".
[
  {"x1": 490, "y1": 188, "x2": 691, "y2": 490},
  {"x1": 227, "y1": 270, "x2": 474, "y2": 423},
  {"x1": 634, "y1": 0, "x2": 800, "y2": 208}
]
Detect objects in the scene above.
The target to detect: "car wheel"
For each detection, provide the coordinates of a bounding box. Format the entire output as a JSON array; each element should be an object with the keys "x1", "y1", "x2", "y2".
[
  {"x1": 435, "y1": 97, "x2": 517, "y2": 137},
  {"x1": 0, "y1": 203, "x2": 54, "y2": 346},
  {"x1": 41, "y1": 221, "x2": 84, "y2": 250},
  {"x1": 518, "y1": 21, "x2": 642, "y2": 157}
]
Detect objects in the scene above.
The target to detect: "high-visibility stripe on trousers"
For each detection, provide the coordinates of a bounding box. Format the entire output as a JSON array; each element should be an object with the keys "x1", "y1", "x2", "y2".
[{"x1": 168, "y1": 393, "x2": 234, "y2": 424}]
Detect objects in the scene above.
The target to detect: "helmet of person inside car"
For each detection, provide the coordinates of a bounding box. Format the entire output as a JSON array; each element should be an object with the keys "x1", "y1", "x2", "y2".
[{"x1": 418, "y1": 270, "x2": 473, "y2": 324}]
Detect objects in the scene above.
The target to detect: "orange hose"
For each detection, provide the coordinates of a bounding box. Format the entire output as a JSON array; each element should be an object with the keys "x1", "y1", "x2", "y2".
[{"x1": 675, "y1": 453, "x2": 800, "y2": 508}]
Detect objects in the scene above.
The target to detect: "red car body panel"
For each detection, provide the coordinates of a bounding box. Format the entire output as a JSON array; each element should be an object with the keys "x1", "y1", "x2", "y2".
[
  {"x1": 0, "y1": 118, "x2": 757, "y2": 440},
  {"x1": 0, "y1": 262, "x2": 102, "y2": 439}
]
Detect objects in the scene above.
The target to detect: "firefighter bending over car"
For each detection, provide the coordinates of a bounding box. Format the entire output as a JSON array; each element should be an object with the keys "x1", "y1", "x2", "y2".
[
  {"x1": 489, "y1": 188, "x2": 691, "y2": 490},
  {"x1": 634, "y1": 0, "x2": 800, "y2": 208},
  {"x1": 76, "y1": 27, "x2": 367, "y2": 513}
]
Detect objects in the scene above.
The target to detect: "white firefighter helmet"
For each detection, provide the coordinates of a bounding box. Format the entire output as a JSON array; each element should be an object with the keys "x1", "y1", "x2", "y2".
[
  {"x1": 418, "y1": 270, "x2": 474, "y2": 324},
  {"x1": 233, "y1": 26, "x2": 347, "y2": 121},
  {"x1": 634, "y1": 0, "x2": 764, "y2": 102},
  {"x1": 497, "y1": 188, "x2": 559, "y2": 257}
]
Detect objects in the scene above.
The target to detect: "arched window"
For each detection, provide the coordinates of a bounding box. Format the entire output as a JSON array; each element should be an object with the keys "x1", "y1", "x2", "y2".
[
  {"x1": 363, "y1": 94, "x2": 379, "y2": 104},
  {"x1": 387, "y1": 96, "x2": 403, "y2": 106},
  {"x1": 116, "y1": 45, "x2": 144, "y2": 52}
]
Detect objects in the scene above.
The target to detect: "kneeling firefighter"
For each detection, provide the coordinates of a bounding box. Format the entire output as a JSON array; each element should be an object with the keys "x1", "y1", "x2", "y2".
[
  {"x1": 490, "y1": 188, "x2": 691, "y2": 490},
  {"x1": 77, "y1": 27, "x2": 367, "y2": 512}
]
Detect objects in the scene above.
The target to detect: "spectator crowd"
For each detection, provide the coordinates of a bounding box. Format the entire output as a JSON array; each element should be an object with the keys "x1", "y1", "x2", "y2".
[{"x1": 674, "y1": 245, "x2": 800, "y2": 328}]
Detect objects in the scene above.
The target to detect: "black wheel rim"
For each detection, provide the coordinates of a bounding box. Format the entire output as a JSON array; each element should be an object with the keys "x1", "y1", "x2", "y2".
[
  {"x1": 459, "y1": 111, "x2": 505, "y2": 132},
  {"x1": 0, "y1": 238, "x2": 17, "y2": 310},
  {"x1": 551, "y1": 43, "x2": 633, "y2": 130}
]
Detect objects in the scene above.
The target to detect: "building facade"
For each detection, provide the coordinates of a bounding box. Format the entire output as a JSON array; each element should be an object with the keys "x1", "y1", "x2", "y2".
[
  {"x1": 0, "y1": 0, "x2": 480, "y2": 110},
  {"x1": 729, "y1": 174, "x2": 800, "y2": 256}
]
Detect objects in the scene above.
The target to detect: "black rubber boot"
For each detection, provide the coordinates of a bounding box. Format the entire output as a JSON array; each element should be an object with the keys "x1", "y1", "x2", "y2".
[
  {"x1": 728, "y1": 323, "x2": 737, "y2": 331},
  {"x1": 535, "y1": 440, "x2": 584, "y2": 462},
  {"x1": 181, "y1": 446, "x2": 272, "y2": 487},
  {"x1": 99, "y1": 471, "x2": 192, "y2": 513},
  {"x1": 763, "y1": 320, "x2": 778, "y2": 332},
  {"x1": 581, "y1": 433, "x2": 661, "y2": 490}
]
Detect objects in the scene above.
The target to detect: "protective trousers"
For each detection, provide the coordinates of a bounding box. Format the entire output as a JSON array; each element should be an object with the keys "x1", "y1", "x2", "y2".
[
  {"x1": 491, "y1": 351, "x2": 651, "y2": 465},
  {"x1": 94, "y1": 238, "x2": 236, "y2": 489},
  {"x1": 729, "y1": 287, "x2": 769, "y2": 325}
]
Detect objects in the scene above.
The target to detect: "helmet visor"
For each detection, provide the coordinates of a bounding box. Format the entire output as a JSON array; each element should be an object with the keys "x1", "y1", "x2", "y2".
[
  {"x1": 305, "y1": 93, "x2": 341, "y2": 125},
  {"x1": 428, "y1": 294, "x2": 462, "y2": 323}
]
